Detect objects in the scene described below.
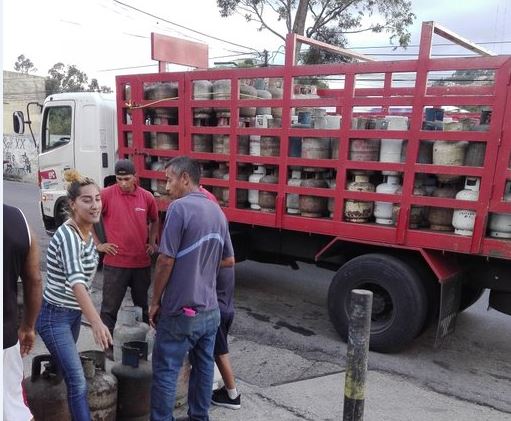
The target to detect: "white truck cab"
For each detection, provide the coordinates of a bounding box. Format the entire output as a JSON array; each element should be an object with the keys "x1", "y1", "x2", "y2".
[{"x1": 16, "y1": 92, "x2": 118, "y2": 230}]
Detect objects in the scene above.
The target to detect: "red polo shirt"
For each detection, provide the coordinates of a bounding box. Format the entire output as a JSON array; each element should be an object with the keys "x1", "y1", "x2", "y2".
[{"x1": 101, "y1": 184, "x2": 158, "y2": 268}]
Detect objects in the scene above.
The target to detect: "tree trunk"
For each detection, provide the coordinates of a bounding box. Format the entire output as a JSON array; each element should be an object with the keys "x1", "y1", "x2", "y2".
[{"x1": 292, "y1": 0, "x2": 309, "y2": 62}]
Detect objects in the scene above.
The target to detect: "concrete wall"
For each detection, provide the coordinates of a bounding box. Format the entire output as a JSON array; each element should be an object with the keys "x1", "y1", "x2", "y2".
[{"x1": 3, "y1": 71, "x2": 46, "y2": 183}]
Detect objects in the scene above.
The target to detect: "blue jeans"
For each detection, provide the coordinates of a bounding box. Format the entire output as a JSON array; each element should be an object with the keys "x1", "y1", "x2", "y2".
[
  {"x1": 36, "y1": 300, "x2": 91, "y2": 421},
  {"x1": 151, "y1": 308, "x2": 220, "y2": 421}
]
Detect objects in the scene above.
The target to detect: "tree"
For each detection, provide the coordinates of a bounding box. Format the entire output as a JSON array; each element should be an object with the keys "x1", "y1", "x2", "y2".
[
  {"x1": 14, "y1": 54, "x2": 38, "y2": 73},
  {"x1": 45, "y1": 63, "x2": 112, "y2": 95},
  {"x1": 88, "y1": 78, "x2": 113, "y2": 93},
  {"x1": 217, "y1": 0, "x2": 415, "y2": 64}
]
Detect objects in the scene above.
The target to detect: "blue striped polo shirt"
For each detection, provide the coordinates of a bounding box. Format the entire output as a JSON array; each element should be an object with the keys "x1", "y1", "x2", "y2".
[{"x1": 159, "y1": 191, "x2": 234, "y2": 316}]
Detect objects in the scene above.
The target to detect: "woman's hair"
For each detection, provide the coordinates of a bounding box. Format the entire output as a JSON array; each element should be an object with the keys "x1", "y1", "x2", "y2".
[{"x1": 64, "y1": 169, "x2": 99, "y2": 202}]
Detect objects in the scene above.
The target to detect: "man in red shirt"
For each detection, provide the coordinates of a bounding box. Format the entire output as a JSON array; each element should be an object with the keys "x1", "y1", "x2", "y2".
[{"x1": 96, "y1": 159, "x2": 158, "y2": 346}]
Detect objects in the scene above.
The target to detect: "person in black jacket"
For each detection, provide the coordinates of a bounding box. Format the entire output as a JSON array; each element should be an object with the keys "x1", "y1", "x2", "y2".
[{"x1": 3, "y1": 204, "x2": 42, "y2": 420}]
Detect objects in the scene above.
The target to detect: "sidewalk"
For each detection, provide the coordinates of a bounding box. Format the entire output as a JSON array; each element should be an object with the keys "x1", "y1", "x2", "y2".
[
  {"x1": 24, "y1": 324, "x2": 508, "y2": 421},
  {"x1": 22, "y1": 270, "x2": 509, "y2": 421}
]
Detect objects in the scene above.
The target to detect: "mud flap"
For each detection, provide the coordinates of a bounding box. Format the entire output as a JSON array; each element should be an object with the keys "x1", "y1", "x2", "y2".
[{"x1": 434, "y1": 273, "x2": 462, "y2": 347}]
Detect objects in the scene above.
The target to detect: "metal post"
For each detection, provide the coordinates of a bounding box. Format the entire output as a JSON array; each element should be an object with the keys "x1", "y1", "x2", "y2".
[{"x1": 343, "y1": 289, "x2": 373, "y2": 421}]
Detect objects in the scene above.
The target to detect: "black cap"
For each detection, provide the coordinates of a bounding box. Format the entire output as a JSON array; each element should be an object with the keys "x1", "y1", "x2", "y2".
[{"x1": 115, "y1": 159, "x2": 135, "y2": 176}]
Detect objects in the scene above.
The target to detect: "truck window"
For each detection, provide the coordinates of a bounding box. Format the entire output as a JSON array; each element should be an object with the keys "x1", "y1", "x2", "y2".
[{"x1": 41, "y1": 106, "x2": 72, "y2": 152}]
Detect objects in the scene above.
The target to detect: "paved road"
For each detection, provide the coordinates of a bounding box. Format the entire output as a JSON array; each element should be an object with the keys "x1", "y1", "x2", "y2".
[{"x1": 5, "y1": 180, "x2": 511, "y2": 418}]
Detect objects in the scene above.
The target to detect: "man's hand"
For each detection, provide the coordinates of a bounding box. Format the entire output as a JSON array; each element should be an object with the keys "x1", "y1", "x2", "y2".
[
  {"x1": 149, "y1": 303, "x2": 161, "y2": 329},
  {"x1": 18, "y1": 325, "x2": 36, "y2": 357},
  {"x1": 97, "y1": 242, "x2": 119, "y2": 256},
  {"x1": 146, "y1": 243, "x2": 157, "y2": 256}
]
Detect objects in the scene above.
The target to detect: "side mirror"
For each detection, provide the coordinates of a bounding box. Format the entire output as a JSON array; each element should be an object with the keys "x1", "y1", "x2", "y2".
[{"x1": 13, "y1": 111, "x2": 25, "y2": 134}]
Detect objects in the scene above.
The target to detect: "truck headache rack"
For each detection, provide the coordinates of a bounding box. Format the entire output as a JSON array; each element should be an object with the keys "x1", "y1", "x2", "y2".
[{"x1": 116, "y1": 22, "x2": 511, "y2": 260}]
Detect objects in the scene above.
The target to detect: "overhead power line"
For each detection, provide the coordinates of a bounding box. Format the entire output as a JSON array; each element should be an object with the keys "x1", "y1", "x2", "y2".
[{"x1": 112, "y1": 0, "x2": 259, "y2": 53}]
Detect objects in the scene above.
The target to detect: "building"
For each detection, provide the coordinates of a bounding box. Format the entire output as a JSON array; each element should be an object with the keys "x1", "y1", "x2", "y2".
[{"x1": 3, "y1": 70, "x2": 46, "y2": 182}]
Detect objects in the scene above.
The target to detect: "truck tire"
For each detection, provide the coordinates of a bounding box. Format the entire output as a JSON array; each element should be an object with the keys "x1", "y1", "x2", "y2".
[{"x1": 327, "y1": 253, "x2": 428, "y2": 353}]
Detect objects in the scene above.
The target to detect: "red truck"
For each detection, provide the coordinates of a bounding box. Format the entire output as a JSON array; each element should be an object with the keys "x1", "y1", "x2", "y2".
[{"x1": 22, "y1": 22, "x2": 511, "y2": 353}]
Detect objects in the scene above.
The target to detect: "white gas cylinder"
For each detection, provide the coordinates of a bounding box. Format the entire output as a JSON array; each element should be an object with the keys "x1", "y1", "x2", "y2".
[
  {"x1": 489, "y1": 182, "x2": 511, "y2": 238},
  {"x1": 374, "y1": 175, "x2": 401, "y2": 225},
  {"x1": 248, "y1": 165, "x2": 266, "y2": 210},
  {"x1": 113, "y1": 306, "x2": 150, "y2": 362},
  {"x1": 286, "y1": 170, "x2": 304, "y2": 214},
  {"x1": 452, "y1": 177, "x2": 480, "y2": 236},
  {"x1": 380, "y1": 116, "x2": 408, "y2": 175}
]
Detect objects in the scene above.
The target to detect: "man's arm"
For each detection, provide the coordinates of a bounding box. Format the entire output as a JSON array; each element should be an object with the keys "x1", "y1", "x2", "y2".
[
  {"x1": 146, "y1": 218, "x2": 159, "y2": 255},
  {"x1": 220, "y1": 256, "x2": 235, "y2": 268},
  {"x1": 19, "y1": 226, "x2": 42, "y2": 357},
  {"x1": 149, "y1": 254, "x2": 175, "y2": 328}
]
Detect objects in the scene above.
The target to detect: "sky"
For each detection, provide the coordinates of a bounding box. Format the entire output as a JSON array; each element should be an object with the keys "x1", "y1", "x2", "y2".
[{"x1": 2, "y1": 0, "x2": 511, "y2": 90}]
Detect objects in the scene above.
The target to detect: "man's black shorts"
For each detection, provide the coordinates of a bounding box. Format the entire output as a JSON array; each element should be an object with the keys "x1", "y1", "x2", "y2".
[{"x1": 214, "y1": 312, "x2": 234, "y2": 356}]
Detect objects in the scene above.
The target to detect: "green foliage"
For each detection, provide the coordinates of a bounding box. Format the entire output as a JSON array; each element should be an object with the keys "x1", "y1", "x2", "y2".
[
  {"x1": 217, "y1": 0, "x2": 416, "y2": 64},
  {"x1": 14, "y1": 54, "x2": 38, "y2": 73},
  {"x1": 45, "y1": 62, "x2": 113, "y2": 95}
]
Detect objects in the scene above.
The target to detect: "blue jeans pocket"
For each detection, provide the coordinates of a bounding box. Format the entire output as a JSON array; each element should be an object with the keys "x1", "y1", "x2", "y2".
[{"x1": 159, "y1": 313, "x2": 194, "y2": 340}]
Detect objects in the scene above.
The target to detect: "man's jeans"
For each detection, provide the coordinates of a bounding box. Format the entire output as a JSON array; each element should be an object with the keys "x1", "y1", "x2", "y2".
[
  {"x1": 36, "y1": 300, "x2": 91, "y2": 421},
  {"x1": 100, "y1": 265, "x2": 152, "y2": 334},
  {"x1": 151, "y1": 308, "x2": 220, "y2": 421}
]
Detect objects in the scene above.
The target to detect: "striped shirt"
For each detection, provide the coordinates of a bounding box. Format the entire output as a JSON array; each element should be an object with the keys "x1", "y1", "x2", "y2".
[{"x1": 43, "y1": 223, "x2": 99, "y2": 310}]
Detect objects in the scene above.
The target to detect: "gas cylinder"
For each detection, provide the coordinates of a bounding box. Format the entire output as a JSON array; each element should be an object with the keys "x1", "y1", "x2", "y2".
[
  {"x1": 417, "y1": 141, "x2": 433, "y2": 164},
  {"x1": 302, "y1": 138, "x2": 330, "y2": 160},
  {"x1": 299, "y1": 175, "x2": 328, "y2": 218},
  {"x1": 111, "y1": 342, "x2": 152, "y2": 421},
  {"x1": 350, "y1": 138, "x2": 380, "y2": 162},
  {"x1": 260, "y1": 136, "x2": 280, "y2": 157},
  {"x1": 391, "y1": 181, "x2": 426, "y2": 228},
  {"x1": 23, "y1": 354, "x2": 70, "y2": 420},
  {"x1": 489, "y1": 183, "x2": 511, "y2": 238},
  {"x1": 222, "y1": 172, "x2": 249, "y2": 207},
  {"x1": 269, "y1": 86, "x2": 283, "y2": 118},
  {"x1": 452, "y1": 177, "x2": 480, "y2": 236},
  {"x1": 150, "y1": 161, "x2": 166, "y2": 195},
  {"x1": 145, "y1": 82, "x2": 178, "y2": 100},
  {"x1": 192, "y1": 134, "x2": 213, "y2": 153},
  {"x1": 433, "y1": 141, "x2": 468, "y2": 183},
  {"x1": 328, "y1": 179, "x2": 336, "y2": 218},
  {"x1": 258, "y1": 172, "x2": 278, "y2": 212},
  {"x1": 380, "y1": 116, "x2": 408, "y2": 175},
  {"x1": 248, "y1": 165, "x2": 266, "y2": 210},
  {"x1": 213, "y1": 134, "x2": 230, "y2": 154},
  {"x1": 302, "y1": 137, "x2": 330, "y2": 172},
  {"x1": 80, "y1": 351, "x2": 118, "y2": 421},
  {"x1": 374, "y1": 176, "x2": 401, "y2": 225},
  {"x1": 152, "y1": 133, "x2": 178, "y2": 150},
  {"x1": 239, "y1": 84, "x2": 257, "y2": 117},
  {"x1": 212, "y1": 79, "x2": 231, "y2": 118},
  {"x1": 428, "y1": 185, "x2": 457, "y2": 231},
  {"x1": 286, "y1": 170, "x2": 304, "y2": 214},
  {"x1": 464, "y1": 142, "x2": 486, "y2": 167},
  {"x1": 344, "y1": 174, "x2": 375, "y2": 223},
  {"x1": 256, "y1": 89, "x2": 272, "y2": 115},
  {"x1": 312, "y1": 108, "x2": 327, "y2": 129},
  {"x1": 113, "y1": 306, "x2": 150, "y2": 362},
  {"x1": 239, "y1": 135, "x2": 250, "y2": 155},
  {"x1": 193, "y1": 80, "x2": 213, "y2": 121},
  {"x1": 212, "y1": 163, "x2": 229, "y2": 205},
  {"x1": 250, "y1": 114, "x2": 272, "y2": 158}
]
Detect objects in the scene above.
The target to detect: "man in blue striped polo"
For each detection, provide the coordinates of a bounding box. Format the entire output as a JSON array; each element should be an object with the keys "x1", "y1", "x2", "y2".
[{"x1": 149, "y1": 156, "x2": 235, "y2": 421}]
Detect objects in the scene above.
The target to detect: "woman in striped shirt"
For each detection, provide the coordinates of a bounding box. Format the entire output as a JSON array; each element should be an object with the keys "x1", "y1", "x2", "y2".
[{"x1": 36, "y1": 170, "x2": 112, "y2": 421}]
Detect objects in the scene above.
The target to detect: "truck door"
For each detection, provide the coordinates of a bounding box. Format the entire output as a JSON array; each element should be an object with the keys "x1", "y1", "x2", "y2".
[{"x1": 39, "y1": 100, "x2": 75, "y2": 223}]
